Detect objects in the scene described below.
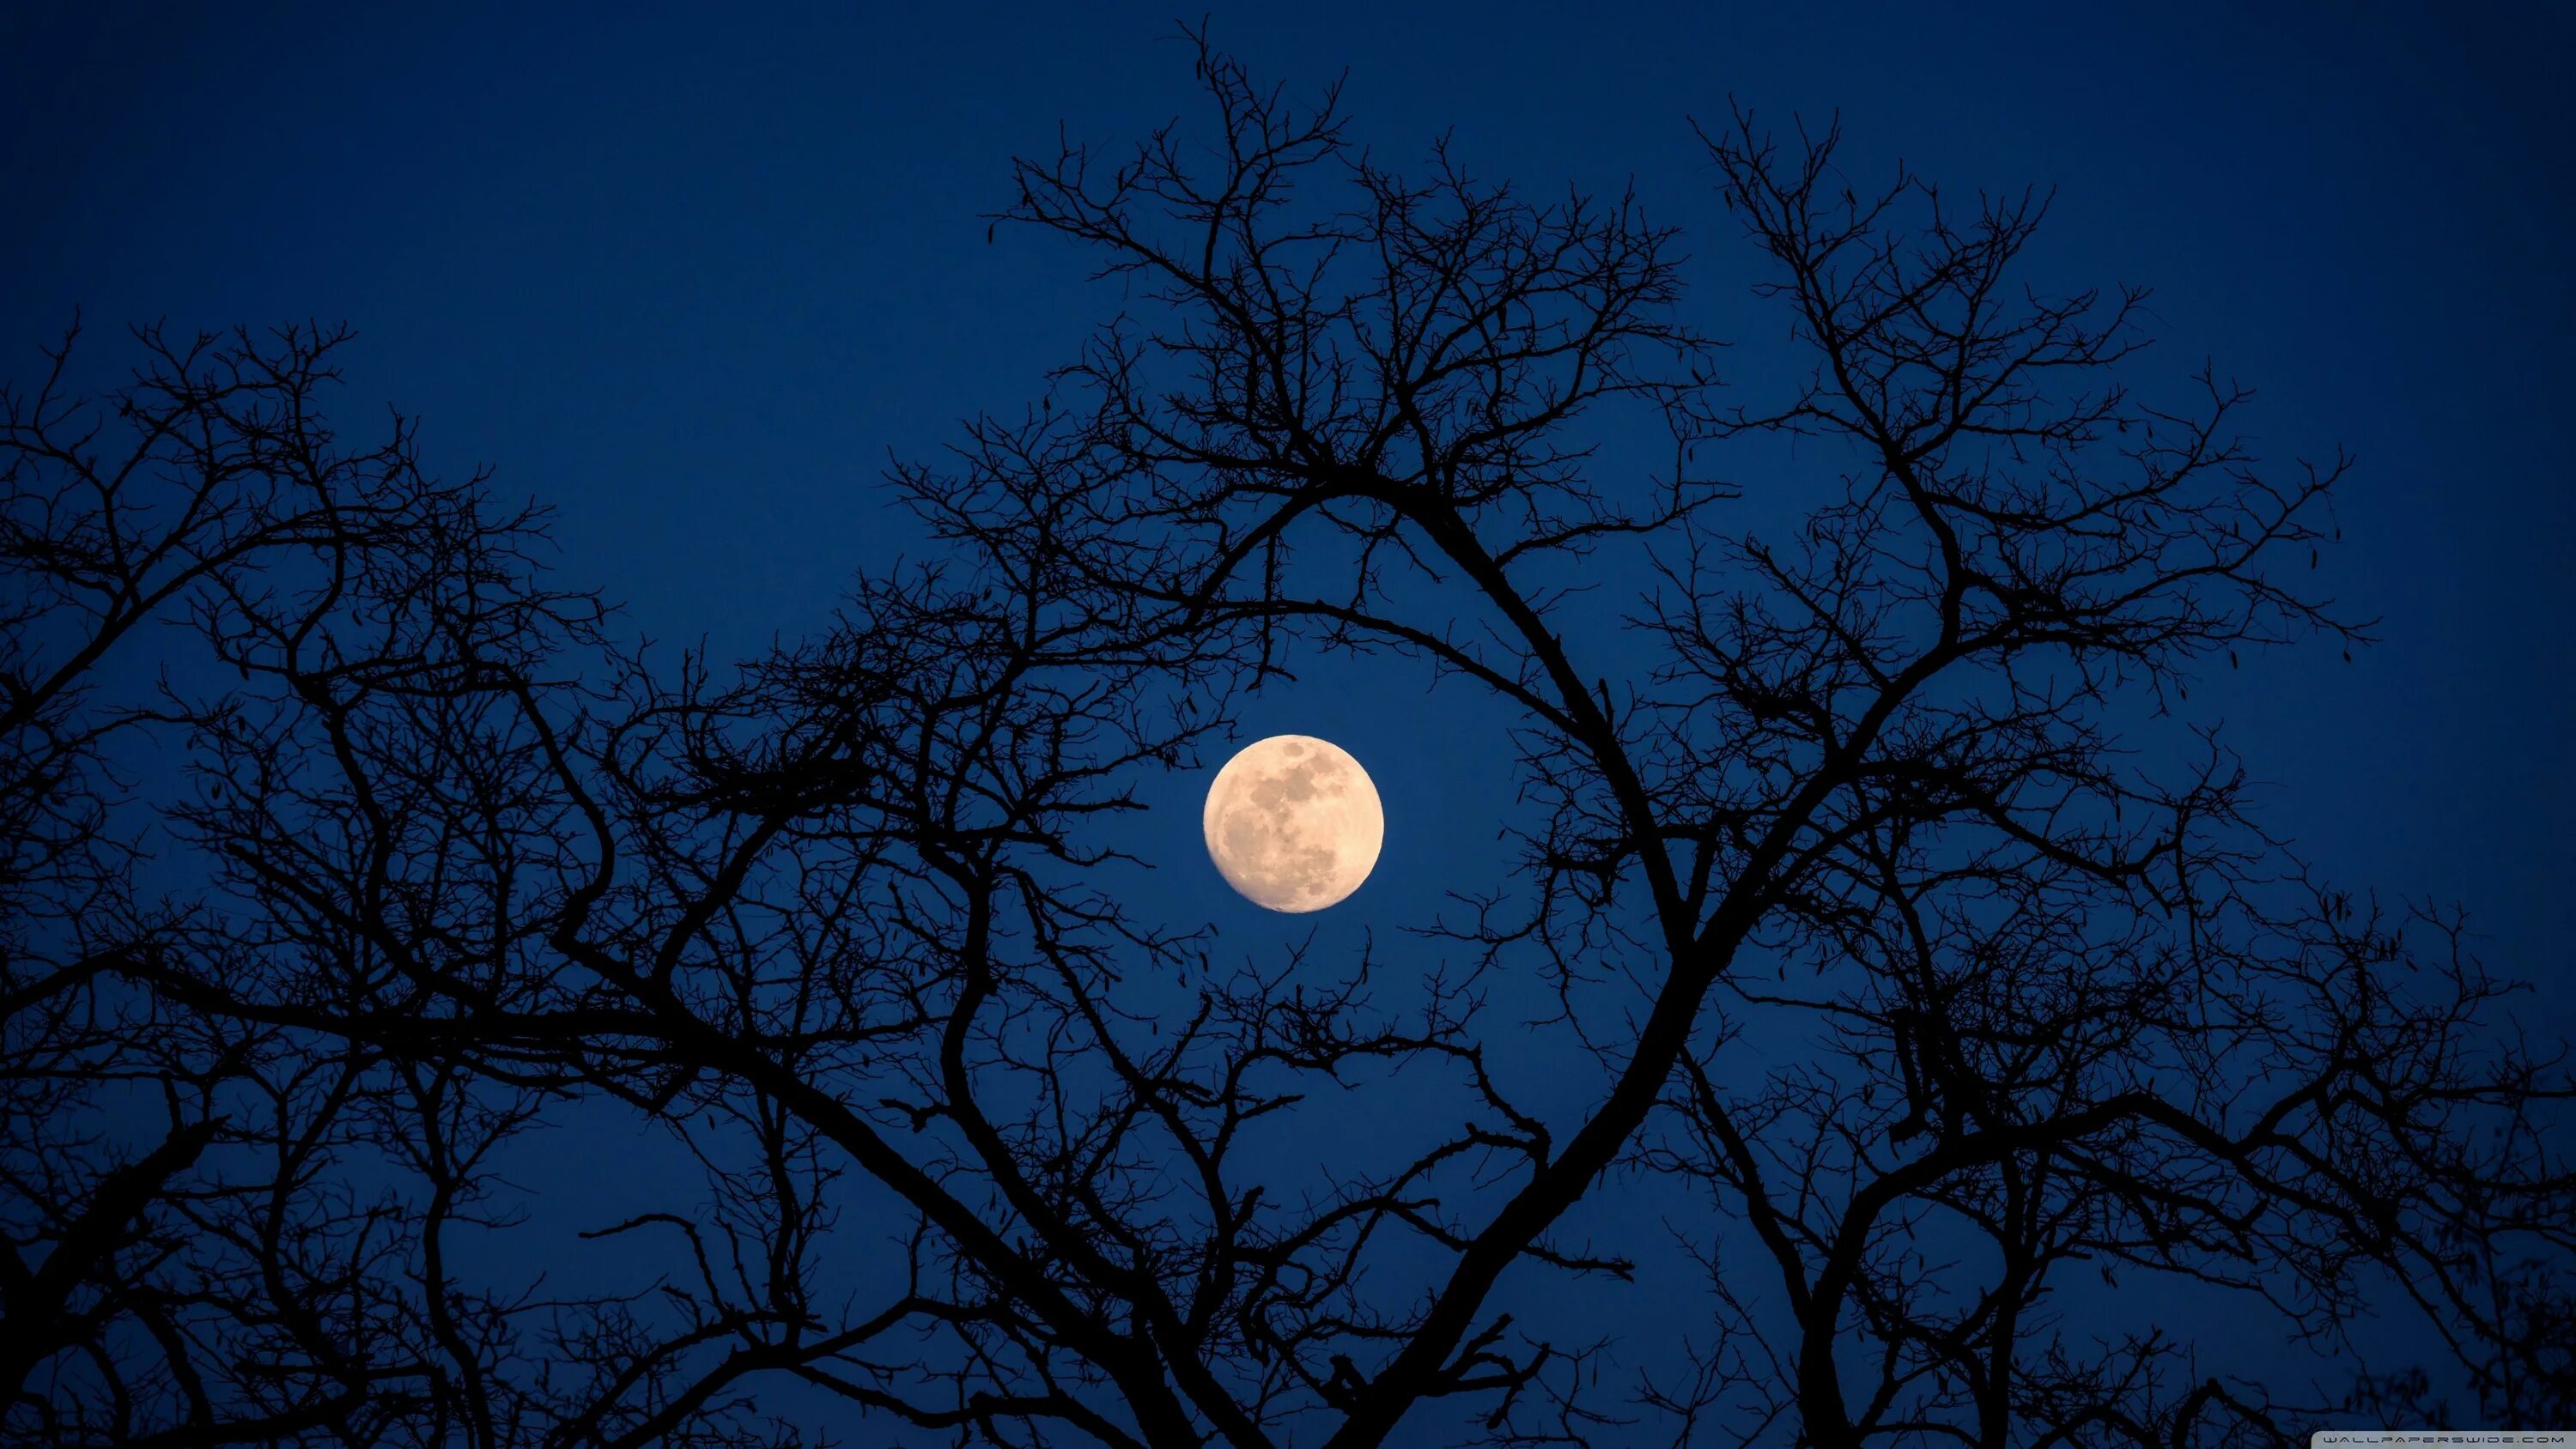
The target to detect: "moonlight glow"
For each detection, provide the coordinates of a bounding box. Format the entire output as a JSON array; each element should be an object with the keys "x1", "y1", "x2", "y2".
[{"x1": 1201, "y1": 735, "x2": 1384, "y2": 912}]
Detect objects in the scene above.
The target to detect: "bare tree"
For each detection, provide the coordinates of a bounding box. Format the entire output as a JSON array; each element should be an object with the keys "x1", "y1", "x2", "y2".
[
  {"x1": 6, "y1": 39, "x2": 2567, "y2": 1449},
  {"x1": 0, "y1": 319, "x2": 598, "y2": 1444}
]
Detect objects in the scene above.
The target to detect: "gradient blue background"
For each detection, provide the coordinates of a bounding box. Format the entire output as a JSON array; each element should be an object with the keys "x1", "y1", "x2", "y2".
[{"x1": 6, "y1": 0, "x2": 2568, "y2": 1427}]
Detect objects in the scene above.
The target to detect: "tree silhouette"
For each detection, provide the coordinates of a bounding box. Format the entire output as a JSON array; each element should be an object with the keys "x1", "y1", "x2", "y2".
[{"x1": 5, "y1": 40, "x2": 2568, "y2": 1449}]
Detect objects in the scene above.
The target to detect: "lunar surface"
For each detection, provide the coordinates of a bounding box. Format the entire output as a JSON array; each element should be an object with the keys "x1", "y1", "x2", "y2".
[{"x1": 1201, "y1": 735, "x2": 1384, "y2": 912}]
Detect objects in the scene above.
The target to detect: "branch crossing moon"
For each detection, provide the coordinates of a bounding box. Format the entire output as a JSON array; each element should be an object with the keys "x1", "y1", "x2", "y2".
[{"x1": 1201, "y1": 735, "x2": 1384, "y2": 912}]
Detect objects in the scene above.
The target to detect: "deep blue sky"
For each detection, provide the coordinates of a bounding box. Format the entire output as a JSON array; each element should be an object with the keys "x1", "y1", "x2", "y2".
[{"x1": 8, "y1": 0, "x2": 2571, "y2": 1427}]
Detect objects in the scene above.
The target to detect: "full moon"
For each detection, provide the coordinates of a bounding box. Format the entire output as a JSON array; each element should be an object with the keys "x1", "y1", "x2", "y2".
[{"x1": 1201, "y1": 735, "x2": 1385, "y2": 912}]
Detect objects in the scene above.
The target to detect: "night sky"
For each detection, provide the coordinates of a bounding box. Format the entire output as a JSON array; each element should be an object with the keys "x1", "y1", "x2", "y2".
[{"x1": 7, "y1": 0, "x2": 2571, "y2": 1426}]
